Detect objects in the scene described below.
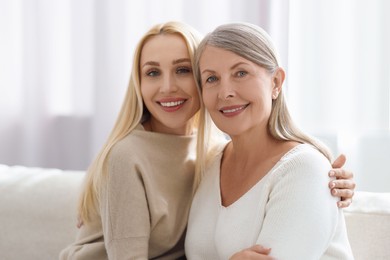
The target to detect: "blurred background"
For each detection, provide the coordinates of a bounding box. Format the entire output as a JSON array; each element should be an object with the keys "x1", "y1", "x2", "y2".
[{"x1": 0, "y1": 0, "x2": 389, "y2": 192}]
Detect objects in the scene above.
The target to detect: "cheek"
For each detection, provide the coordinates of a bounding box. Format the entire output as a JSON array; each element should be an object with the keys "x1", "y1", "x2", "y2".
[
  {"x1": 140, "y1": 83, "x2": 154, "y2": 105},
  {"x1": 185, "y1": 81, "x2": 201, "y2": 106}
]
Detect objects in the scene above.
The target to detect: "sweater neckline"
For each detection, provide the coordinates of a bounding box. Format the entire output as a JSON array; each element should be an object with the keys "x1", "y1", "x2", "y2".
[
  {"x1": 135, "y1": 123, "x2": 197, "y2": 139},
  {"x1": 217, "y1": 143, "x2": 308, "y2": 209}
]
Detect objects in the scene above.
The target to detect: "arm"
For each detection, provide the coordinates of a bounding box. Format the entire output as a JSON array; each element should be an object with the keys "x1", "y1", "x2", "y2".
[
  {"x1": 100, "y1": 150, "x2": 150, "y2": 259},
  {"x1": 256, "y1": 151, "x2": 339, "y2": 259},
  {"x1": 329, "y1": 154, "x2": 356, "y2": 207},
  {"x1": 228, "y1": 153, "x2": 353, "y2": 259}
]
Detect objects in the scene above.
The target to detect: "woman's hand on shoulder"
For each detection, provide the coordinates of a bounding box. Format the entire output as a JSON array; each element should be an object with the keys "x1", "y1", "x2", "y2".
[
  {"x1": 329, "y1": 154, "x2": 356, "y2": 208},
  {"x1": 229, "y1": 245, "x2": 275, "y2": 260}
]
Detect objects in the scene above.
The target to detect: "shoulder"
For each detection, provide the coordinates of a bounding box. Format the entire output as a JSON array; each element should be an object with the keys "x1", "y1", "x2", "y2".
[
  {"x1": 272, "y1": 144, "x2": 332, "y2": 182},
  {"x1": 111, "y1": 125, "x2": 149, "y2": 155},
  {"x1": 267, "y1": 144, "x2": 337, "y2": 209},
  {"x1": 205, "y1": 141, "x2": 227, "y2": 176},
  {"x1": 110, "y1": 134, "x2": 141, "y2": 164},
  {"x1": 109, "y1": 125, "x2": 154, "y2": 163},
  {"x1": 281, "y1": 144, "x2": 330, "y2": 169},
  {"x1": 106, "y1": 131, "x2": 149, "y2": 181},
  {"x1": 197, "y1": 143, "x2": 226, "y2": 190}
]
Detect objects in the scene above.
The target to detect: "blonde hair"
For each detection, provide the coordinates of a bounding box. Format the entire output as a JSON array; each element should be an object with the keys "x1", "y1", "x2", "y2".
[
  {"x1": 193, "y1": 22, "x2": 332, "y2": 173},
  {"x1": 78, "y1": 21, "x2": 203, "y2": 223}
]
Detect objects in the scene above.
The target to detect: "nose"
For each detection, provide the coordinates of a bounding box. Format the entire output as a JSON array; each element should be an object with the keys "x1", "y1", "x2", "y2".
[
  {"x1": 217, "y1": 78, "x2": 235, "y2": 100},
  {"x1": 160, "y1": 74, "x2": 178, "y2": 93}
]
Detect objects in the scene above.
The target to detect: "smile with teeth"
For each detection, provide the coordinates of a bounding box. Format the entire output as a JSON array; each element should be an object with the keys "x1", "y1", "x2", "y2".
[
  {"x1": 159, "y1": 100, "x2": 185, "y2": 107},
  {"x1": 220, "y1": 104, "x2": 248, "y2": 113}
]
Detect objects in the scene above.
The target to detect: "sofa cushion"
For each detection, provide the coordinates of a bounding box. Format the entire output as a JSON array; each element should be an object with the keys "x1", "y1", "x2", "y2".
[
  {"x1": 344, "y1": 191, "x2": 390, "y2": 260},
  {"x1": 1, "y1": 164, "x2": 390, "y2": 260},
  {"x1": 0, "y1": 164, "x2": 85, "y2": 260}
]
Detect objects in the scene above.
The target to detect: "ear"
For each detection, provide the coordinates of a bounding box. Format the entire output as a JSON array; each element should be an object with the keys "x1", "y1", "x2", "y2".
[{"x1": 272, "y1": 68, "x2": 285, "y2": 99}]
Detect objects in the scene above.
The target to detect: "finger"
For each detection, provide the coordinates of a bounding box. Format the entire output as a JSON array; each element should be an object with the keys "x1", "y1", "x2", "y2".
[
  {"x1": 331, "y1": 187, "x2": 354, "y2": 198},
  {"x1": 337, "y1": 199, "x2": 352, "y2": 208},
  {"x1": 230, "y1": 248, "x2": 274, "y2": 260},
  {"x1": 329, "y1": 169, "x2": 354, "y2": 179},
  {"x1": 77, "y1": 219, "x2": 84, "y2": 228},
  {"x1": 332, "y1": 154, "x2": 346, "y2": 169},
  {"x1": 332, "y1": 154, "x2": 346, "y2": 168},
  {"x1": 250, "y1": 245, "x2": 271, "y2": 255},
  {"x1": 330, "y1": 179, "x2": 356, "y2": 189}
]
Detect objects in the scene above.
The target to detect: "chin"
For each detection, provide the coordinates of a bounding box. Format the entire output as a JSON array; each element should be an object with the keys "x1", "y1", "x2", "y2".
[
  {"x1": 163, "y1": 117, "x2": 195, "y2": 134},
  {"x1": 217, "y1": 124, "x2": 252, "y2": 137}
]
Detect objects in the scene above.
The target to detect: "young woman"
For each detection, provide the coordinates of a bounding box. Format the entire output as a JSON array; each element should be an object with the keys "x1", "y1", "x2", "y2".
[
  {"x1": 61, "y1": 21, "x2": 355, "y2": 259},
  {"x1": 185, "y1": 22, "x2": 354, "y2": 259}
]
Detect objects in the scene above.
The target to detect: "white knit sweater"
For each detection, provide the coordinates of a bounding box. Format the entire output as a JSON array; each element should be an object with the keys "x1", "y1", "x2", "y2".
[{"x1": 185, "y1": 144, "x2": 354, "y2": 260}]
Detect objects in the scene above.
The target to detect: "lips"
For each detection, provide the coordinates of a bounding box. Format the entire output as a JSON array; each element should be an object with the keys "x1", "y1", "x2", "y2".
[
  {"x1": 159, "y1": 100, "x2": 185, "y2": 107},
  {"x1": 157, "y1": 98, "x2": 187, "y2": 112},
  {"x1": 219, "y1": 104, "x2": 249, "y2": 116}
]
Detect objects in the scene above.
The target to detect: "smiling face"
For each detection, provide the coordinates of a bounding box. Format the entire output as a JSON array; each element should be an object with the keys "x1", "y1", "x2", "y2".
[
  {"x1": 199, "y1": 46, "x2": 282, "y2": 137},
  {"x1": 140, "y1": 34, "x2": 200, "y2": 135}
]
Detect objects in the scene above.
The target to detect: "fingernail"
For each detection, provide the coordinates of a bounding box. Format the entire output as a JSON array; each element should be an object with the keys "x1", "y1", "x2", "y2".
[
  {"x1": 330, "y1": 182, "x2": 335, "y2": 188},
  {"x1": 337, "y1": 201, "x2": 343, "y2": 207},
  {"x1": 332, "y1": 189, "x2": 337, "y2": 195},
  {"x1": 329, "y1": 170, "x2": 335, "y2": 177}
]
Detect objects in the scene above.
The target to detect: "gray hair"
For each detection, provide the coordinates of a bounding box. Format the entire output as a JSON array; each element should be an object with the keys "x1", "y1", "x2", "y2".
[{"x1": 194, "y1": 22, "x2": 332, "y2": 162}]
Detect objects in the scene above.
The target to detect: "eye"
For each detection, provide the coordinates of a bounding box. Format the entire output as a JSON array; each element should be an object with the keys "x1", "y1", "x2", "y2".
[
  {"x1": 176, "y1": 66, "x2": 192, "y2": 74},
  {"x1": 236, "y1": 71, "x2": 247, "y2": 77},
  {"x1": 205, "y1": 75, "x2": 218, "y2": 83},
  {"x1": 146, "y1": 69, "x2": 160, "y2": 77}
]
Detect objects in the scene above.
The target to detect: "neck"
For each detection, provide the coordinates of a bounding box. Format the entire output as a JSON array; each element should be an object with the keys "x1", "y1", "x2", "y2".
[
  {"x1": 227, "y1": 125, "x2": 281, "y2": 167},
  {"x1": 225, "y1": 124, "x2": 300, "y2": 175}
]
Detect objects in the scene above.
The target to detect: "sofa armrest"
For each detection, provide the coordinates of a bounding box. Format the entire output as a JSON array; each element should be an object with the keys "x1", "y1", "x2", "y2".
[
  {"x1": 0, "y1": 164, "x2": 85, "y2": 260},
  {"x1": 344, "y1": 191, "x2": 390, "y2": 260}
]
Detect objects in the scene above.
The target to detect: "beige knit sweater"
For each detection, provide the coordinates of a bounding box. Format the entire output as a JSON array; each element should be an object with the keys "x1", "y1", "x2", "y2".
[{"x1": 60, "y1": 125, "x2": 196, "y2": 259}]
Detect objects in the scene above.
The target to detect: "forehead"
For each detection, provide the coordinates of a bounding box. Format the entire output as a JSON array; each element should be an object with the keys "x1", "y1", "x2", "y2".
[
  {"x1": 140, "y1": 34, "x2": 190, "y2": 63},
  {"x1": 200, "y1": 46, "x2": 246, "y2": 68}
]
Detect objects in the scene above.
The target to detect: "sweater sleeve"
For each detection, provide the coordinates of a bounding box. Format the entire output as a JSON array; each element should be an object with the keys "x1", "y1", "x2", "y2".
[
  {"x1": 100, "y1": 145, "x2": 150, "y2": 259},
  {"x1": 256, "y1": 149, "x2": 339, "y2": 259}
]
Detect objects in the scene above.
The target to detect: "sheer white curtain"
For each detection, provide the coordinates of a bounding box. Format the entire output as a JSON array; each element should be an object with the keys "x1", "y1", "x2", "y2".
[
  {"x1": 287, "y1": 0, "x2": 390, "y2": 191},
  {"x1": 0, "y1": 0, "x2": 286, "y2": 170},
  {"x1": 1, "y1": 0, "x2": 96, "y2": 170},
  {"x1": 1, "y1": 0, "x2": 388, "y2": 192}
]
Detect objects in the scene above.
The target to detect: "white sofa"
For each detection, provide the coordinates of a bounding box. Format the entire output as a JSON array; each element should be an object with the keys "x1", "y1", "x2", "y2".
[
  {"x1": 1, "y1": 164, "x2": 389, "y2": 260},
  {"x1": 0, "y1": 164, "x2": 84, "y2": 260}
]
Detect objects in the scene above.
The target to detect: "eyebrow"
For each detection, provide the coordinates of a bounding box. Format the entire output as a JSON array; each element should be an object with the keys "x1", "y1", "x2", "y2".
[
  {"x1": 201, "y1": 62, "x2": 249, "y2": 75},
  {"x1": 231, "y1": 62, "x2": 249, "y2": 70},
  {"x1": 142, "y1": 58, "x2": 191, "y2": 69},
  {"x1": 172, "y1": 58, "x2": 191, "y2": 65},
  {"x1": 201, "y1": 69, "x2": 216, "y2": 75},
  {"x1": 142, "y1": 61, "x2": 159, "y2": 68}
]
